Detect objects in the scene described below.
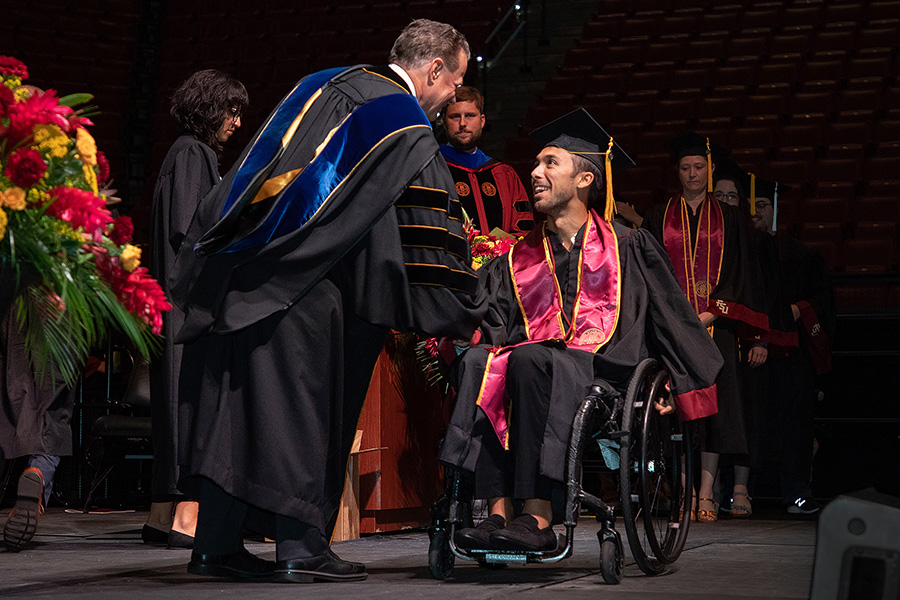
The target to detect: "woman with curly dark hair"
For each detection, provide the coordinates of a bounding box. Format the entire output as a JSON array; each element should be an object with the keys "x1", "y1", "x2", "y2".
[{"x1": 144, "y1": 69, "x2": 248, "y2": 548}]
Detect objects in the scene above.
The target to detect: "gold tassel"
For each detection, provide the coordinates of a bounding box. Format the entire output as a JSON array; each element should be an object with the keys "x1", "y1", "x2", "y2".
[
  {"x1": 749, "y1": 172, "x2": 756, "y2": 216},
  {"x1": 604, "y1": 136, "x2": 615, "y2": 221},
  {"x1": 705, "y1": 136, "x2": 713, "y2": 193}
]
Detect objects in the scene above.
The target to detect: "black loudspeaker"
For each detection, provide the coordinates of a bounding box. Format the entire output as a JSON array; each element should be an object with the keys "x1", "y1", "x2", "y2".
[{"x1": 811, "y1": 489, "x2": 900, "y2": 600}]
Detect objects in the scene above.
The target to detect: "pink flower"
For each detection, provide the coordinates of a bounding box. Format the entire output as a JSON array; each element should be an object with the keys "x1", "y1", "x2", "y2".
[
  {"x1": 45, "y1": 186, "x2": 113, "y2": 242},
  {"x1": 6, "y1": 89, "x2": 73, "y2": 146},
  {"x1": 4, "y1": 147, "x2": 46, "y2": 188}
]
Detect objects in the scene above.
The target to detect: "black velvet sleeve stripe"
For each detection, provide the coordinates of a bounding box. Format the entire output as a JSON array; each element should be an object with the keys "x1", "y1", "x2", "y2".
[
  {"x1": 396, "y1": 185, "x2": 449, "y2": 210},
  {"x1": 399, "y1": 225, "x2": 470, "y2": 260},
  {"x1": 514, "y1": 200, "x2": 532, "y2": 213},
  {"x1": 405, "y1": 263, "x2": 479, "y2": 295},
  {"x1": 448, "y1": 197, "x2": 464, "y2": 221}
]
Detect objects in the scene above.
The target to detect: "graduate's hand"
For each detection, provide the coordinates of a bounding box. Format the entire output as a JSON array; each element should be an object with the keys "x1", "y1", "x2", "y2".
[
  {"x1": 698, "y1": 311, "x2": 716, "y2": 328},
  {"x1": 451, "y1": 330, "x2": 482, "y2": 349},
  {"x1": 791, "y1": 303, "x2": 800, "y2": 321},
  {"x1": 654, "y1": 382, "x2": 675, "y2": 415},
  {"x1": 614, "y1": 202, "x2": 643, "y2": 227},
  {"x1": 747, "y1": 345, "x2": 768, "y2": 368}
]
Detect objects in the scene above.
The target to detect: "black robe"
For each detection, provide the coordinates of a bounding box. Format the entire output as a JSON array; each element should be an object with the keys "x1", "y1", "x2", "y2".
[
  {"x1": 0, "y1": 310, "x2": 75, "y2": 461},
  {"x1": 147, "y1": 135, "x2": 220, "y2": 499},
  {"x1": 642, "y1": 198, "x2": 768, "y2": 454},
  {"x1": 170, "y1": 65, "x2": 486, "y2": 535},
  {"x1": 763, "y1": 234, "x2": 834, "y2": 476},
  {"x1": 738, "y1": 229, "x2": 797, "y2": 468},
  {"x1": 439, "y1": 222, "x2": 724, "y2": 484}
]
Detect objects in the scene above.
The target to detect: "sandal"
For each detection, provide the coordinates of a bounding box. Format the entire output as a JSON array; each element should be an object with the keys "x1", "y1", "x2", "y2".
[
  {"x1": 730, "y1": 491, "x2": 752, "y2": 518},
  {"x1": 679, "y1": 496, "x2": 698, "y2": 522},
  {"x1": 696, "y1": 497, "x2": 719, "y2": 523}
]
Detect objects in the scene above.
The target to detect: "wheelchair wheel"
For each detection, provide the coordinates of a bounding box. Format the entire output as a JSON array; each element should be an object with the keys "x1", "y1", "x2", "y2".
[
  {"x1": 619, "y1": 358, "x2": 691, "y2": 575},
  {"x1": 428, "y1": 527, "x2": 455, "y2": 580},
  {"x1": 599, "y1": 531, "x2": 624, "y2": 584}
]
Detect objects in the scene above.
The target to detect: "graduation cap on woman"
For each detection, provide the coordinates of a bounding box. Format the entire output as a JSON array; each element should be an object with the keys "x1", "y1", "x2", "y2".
[
  {"x1": 530, "y1": 108, "x2": 635, "y2": 221},
  {"x1": 665, "y1": 131, "x2": 729, "y2": 194}
]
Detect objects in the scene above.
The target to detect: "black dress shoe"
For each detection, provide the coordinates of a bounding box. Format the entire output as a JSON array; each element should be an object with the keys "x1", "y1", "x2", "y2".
[
  {"x1": 489, "y1": 514, "x2": 558, "y2": 551},
  {"x1": 187, "y1": 548, "x2": 275, "y2": 580},
  {"x1": 274, "y1": 550, "x2": 367, "y2": 583},
  {"x1": 454, "y1": 513, "x2": 506, "y2": 550},
  {"x1": 141, "y1": 524, "x2": 169, "y2": 545},
  {"x1": 167, "y1": 529, "x2": 194, "y2": 549}
]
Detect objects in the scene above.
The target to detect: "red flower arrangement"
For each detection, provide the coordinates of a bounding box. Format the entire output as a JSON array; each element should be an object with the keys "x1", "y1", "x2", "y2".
[
  {"x1": 4, "y1": 147, "x2": 47, "y2": 188},
  {"x1": 109, "y1": 215, "x2": 133, "y2": 246},
  {"x1": 0, "y1": 55, "x2": 28, "y2": 79},
  {"x1": 91, "y1": 247, "x2": 171, "y2": 335},
  {"x1": 96, "y1": 150, "x2": 110, "y2": 184},
  {"x1": 45, "y1": 186, "x2": 114, "y2": 242},
  {"x1": 1, "y1": 55, "x2": 169, "y2": 385}
]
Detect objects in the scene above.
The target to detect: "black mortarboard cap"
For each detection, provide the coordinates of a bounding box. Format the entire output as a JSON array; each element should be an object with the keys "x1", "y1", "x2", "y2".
[
  {"x1": 714, "y1": 158, "x2": 751, "y2": 197},
  {"x1": 665, "y1": 131, "x2": 729, "y2": 162},
  {"x1": 529, "y1": 108, "x2": 635, "y2": 174},
  {"x1": 529, "y1": 108, "x2": 634, "y2": 220},
  {"x1": 666, "y1": 131, "x2": 728, "y2": 192},
  {"x1": 751, "y1": 176, "x2": 792, "y2": 232}
]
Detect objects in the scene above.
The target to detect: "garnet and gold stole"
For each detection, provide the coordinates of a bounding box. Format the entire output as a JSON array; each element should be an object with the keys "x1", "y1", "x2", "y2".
[
  {"x1": 663, "y1": 193, "x2": 724, "y2": 318},
  {"x1": 476, "y1": 211, "x2": 620, "y2": 448}
]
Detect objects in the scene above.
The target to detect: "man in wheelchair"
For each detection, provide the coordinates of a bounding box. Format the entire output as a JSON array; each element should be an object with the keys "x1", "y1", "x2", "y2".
[{"x1": 438, "y1": 109, "x2": 725, "y2": 552}]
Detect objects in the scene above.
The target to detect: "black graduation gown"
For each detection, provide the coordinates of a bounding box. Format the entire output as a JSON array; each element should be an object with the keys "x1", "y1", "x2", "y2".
[
  {"x1": 642, "y1": 198, "x2": 768, "y2": 454},
  {"x1": 738, "y1": 229, "x2": 797, "y2": 468},
  {"x1": 170, "y1": 66, "x2": 486, "y2": 535},
  {"x1": 0, "y1": 309, "x2": 76, "y2": 460},
  {"x1": 764, "y1": 234, "x2": 834, "y2": 475},
  {"x1": 439, "y1": 222, "x2": 724, "y2": 484},
  {"x1": 147, "y1": 135, "x2": 220, "y2": 499}
]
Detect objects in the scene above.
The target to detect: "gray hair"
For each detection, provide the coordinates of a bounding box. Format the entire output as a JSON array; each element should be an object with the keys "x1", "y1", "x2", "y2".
[
  {"x1": 389, "y1": 19, "x2": 471, "y2": 72},
  {"x1": 570, "y1": 153, "x2": 605, "y2": 208}
]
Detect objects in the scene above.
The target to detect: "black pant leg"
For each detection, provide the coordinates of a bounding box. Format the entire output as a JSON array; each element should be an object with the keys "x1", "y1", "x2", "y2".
[
  {"x1": 194, "y1": 478, "x2": 247, "y2": 556},
  {"x1": 506, "y1": 344, "x2": 555, "y2": 500}
]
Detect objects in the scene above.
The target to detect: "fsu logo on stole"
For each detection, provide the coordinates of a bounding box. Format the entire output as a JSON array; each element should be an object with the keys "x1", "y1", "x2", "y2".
[
  {"x1": 456, "y1": 182, "x2": 471, "y2": 196},
  {"x1": 481, "y1": 182, "x2": 497, "y2": 196},
  {"x1": 580, "y1": 328, "x2": 605, "y2": 345}
]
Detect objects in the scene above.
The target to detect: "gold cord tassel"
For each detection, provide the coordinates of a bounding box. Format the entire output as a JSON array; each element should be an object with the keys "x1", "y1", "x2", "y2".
[
  {"x1": 705, "y1": 136, "x2": 713, "y2": 193},
  {"x1": 603, "y1": 136, "x2": 615, "y2": 221},
  {"x1": 749, "y1": 172, "x2": 756, "y2": 216}
]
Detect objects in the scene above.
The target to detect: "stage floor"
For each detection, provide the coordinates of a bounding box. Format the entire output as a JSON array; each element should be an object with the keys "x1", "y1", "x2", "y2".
[{"x1": 1, "y1": 505, "x2": 817, "y2": 599}]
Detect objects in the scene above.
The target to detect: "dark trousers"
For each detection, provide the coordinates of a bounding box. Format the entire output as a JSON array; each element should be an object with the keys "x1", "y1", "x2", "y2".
[
  {"x1": 474, "y1": 344, "x2": 556, "y2": 501},
  {"x1": 194, "y1": 478, "x2": 328, "y2": 562}
]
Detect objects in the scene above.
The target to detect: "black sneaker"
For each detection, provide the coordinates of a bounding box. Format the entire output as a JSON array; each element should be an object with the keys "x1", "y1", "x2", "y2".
[
  {"x1": 787, "y1": 497, "x2": 820, "y2": 515},
  {"x1": 454, "y1": 514, "x2": 505, "y2": 550}
]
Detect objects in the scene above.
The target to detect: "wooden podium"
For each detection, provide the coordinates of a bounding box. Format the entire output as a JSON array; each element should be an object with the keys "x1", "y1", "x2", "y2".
[{"x1": 356, "y1": 336, "x2": 446, "y2": 534}]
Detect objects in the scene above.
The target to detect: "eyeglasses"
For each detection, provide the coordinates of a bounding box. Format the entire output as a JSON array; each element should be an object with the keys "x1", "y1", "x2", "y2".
[
  {"x1": 755, "y1": 201, "x2": 772, "y2": 211},
  {"x1": 714, "y1": 191, "x2": 739, "y2": 201},
  {"x1": 227, "y1": 107, "x2": 242, "y2": 120}
]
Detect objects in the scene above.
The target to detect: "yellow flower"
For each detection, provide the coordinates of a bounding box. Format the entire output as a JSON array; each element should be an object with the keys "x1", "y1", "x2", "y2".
[
  {"x1": 121, "y1": 244, "x2": 141, "y2": 272},
  {"x1": 0, "y1": 208, "x2": 7, "y2": 241},
  {"x1": 1, "y1": 187, "x2": 26, "y2": 210},
  {"x1": 26, "y1": 188, "x2": 49, "y2": 206},
  {"x1": 83, "y1": 163, "x2": 99, "y2": 195},
  {"x1": 75, "y1": 128, "x2": 97, "y2": 166},
  {"x1": 32, "y1": 124, "x2": 70, "y2": 159}
]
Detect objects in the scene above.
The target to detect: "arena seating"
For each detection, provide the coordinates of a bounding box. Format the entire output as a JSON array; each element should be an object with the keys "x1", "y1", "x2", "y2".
[{"x1": 502, "y1": 0, "x2": 900, "y2": 298}]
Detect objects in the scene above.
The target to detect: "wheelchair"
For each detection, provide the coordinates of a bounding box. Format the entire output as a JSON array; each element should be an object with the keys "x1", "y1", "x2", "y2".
[{"x1": 428, "y1": 358, "x2": 693, "y2": 584}]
